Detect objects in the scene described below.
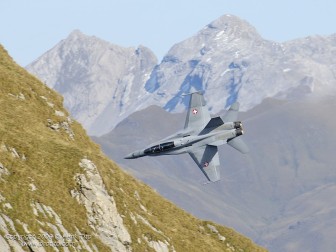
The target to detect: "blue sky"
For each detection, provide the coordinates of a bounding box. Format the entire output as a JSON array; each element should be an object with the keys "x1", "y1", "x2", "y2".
[{"x1": 1, "y1": 0, "x2": 335, "y2": 66}]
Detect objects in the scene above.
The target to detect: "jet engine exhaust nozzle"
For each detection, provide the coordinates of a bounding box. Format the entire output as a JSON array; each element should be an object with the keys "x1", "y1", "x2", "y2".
[
  {"x1": 234, "y1": 121, "x2": 243, "y2": 129},
  {"x1": 235, "y1": 128, "x2": 244, "y2": 137}
]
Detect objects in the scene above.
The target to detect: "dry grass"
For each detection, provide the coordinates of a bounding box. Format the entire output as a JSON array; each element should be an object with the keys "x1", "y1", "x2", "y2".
[{"x1": 0, "y1": 45, "x2": 267, "y2": 252}]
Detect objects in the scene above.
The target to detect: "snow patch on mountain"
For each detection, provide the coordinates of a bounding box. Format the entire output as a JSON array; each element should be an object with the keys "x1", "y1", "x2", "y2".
[
  {"x1": 144, "y1": 15, "x2": 336, "y2": 116},
  {"x1": 27, "y1": 15, "x2": 336, "y2": 136}
]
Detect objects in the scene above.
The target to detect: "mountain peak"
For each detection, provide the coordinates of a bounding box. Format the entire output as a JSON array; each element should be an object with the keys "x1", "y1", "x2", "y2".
[
  {"x1": 69, "y1": 29, "x2": 84, "y2": 36},
  {"x1": 207, "y1": 14, "x2": 243, "y2": 29},
  {"x1": 64, "y1": 30, "x2": 109, "y2": 47},
  {"x1": 205, "y1": 14, "x2": 261, "y2": 39},
  {"x1": 66, "y1": 29, "x2": 88, "y2": 40},
  {"x1": 163, "y1": 14, "x2": 262, "y2": 64}
]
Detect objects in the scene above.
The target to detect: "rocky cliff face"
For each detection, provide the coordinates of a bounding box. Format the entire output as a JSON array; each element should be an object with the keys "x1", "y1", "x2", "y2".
[
  {"x1": 0, "y1": 46, "x2": 266, "y2": 251},
  {"x1": 144, "y1": 15, "x2": 336, "y2": 113},
  {"x1": 27, "y1": 30, "x2": 157, "y2": 136},
  {"x1": 27, "y1": 15, "x2": 336, "y2": 136}
]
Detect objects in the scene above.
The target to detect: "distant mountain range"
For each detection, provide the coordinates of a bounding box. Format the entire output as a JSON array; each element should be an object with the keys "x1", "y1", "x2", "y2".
[
  {"x1": 27, "y1": 15, "x2": 336, "y2": 136},
  {"x1": 25, "y1": 14, "x2": 336, "y2": 252}
]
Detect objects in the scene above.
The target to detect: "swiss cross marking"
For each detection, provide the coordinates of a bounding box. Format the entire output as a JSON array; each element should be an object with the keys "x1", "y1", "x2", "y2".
[{"x1": 192, "y1": 109, "x2": 198, "y2": 115}]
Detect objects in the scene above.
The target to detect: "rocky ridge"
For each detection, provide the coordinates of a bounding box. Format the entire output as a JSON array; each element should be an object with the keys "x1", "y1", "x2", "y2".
[
  {"x1": 27, "y1": 15, "x2": 336, "y2": 136},
  {"x1": 27, "y1": 30, "x2": 157, "y2": 135},
  {"x1": 144, "y1": 15, "x2": 336, "y2": 113}
]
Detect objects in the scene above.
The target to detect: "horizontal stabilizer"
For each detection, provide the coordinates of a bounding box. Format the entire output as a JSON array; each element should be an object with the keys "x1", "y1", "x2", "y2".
[{"x1": 227, "y1": 136, "x2": 249, "y2": 154}]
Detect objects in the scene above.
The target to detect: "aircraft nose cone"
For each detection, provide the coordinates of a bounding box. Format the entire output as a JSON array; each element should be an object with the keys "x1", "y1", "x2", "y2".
[
  {"x1": 124, "y1": 150, "x2": 145, "y2": 159},
  {"x1": 124, "y1": 153, "x2": 134, "y2": 159}
]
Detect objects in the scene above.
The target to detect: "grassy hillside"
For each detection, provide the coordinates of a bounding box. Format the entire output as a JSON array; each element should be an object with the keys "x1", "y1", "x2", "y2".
[{"x1": 0, "y1": 45, "x2": 266, "y2": 252}]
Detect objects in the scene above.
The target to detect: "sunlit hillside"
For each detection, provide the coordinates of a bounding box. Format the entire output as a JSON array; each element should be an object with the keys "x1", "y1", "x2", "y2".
[{"x1": 0, "y1": 45, "x2": 266, "y2": 251}]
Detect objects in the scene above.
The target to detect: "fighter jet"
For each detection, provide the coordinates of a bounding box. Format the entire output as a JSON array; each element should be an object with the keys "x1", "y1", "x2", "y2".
[{"x1": 125, "y1": 90, "x2": 249, "y2": 182}]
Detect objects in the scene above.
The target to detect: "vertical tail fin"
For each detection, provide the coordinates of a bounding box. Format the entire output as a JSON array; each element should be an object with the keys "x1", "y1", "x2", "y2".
[
  {"x1": 184, "y1": 91, "x2": 211, "y2": 130},
  {"x1": 221, "y1": 102, "x2": 240, "y2": 122}
]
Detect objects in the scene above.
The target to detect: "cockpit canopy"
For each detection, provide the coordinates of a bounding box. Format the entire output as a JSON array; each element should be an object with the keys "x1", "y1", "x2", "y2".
[{"x1": 144, "y1": 141, "x2": 175, "y2": 154}]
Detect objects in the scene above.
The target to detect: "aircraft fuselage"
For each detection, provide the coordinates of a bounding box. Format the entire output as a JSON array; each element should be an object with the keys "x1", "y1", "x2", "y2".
[
  {"x1": 124, "y1": 122, "x2": 243, "y2": 159},
  {"x1": 124, "y1": 90, "x2": 249, "y2": 182}
]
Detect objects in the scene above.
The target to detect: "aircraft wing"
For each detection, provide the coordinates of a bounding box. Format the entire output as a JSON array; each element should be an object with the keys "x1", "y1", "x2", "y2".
[
  {"x1": 184, "y1": 91, "x2": 211, "y2": 130},
  {"x1": 227, "y1": 136, "x2": 250, "y2": 154},
  {"x1": 221, "y1": 102, "x2": 239, "y2": 122},
  {"x1": 188, "y1": 145, "x2": 220, "y2": 182}
]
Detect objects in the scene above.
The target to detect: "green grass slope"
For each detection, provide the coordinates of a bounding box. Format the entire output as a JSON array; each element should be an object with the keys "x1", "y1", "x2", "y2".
[{"x1": 0, "y1": 45, "x2": 266, "y2": 252}]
